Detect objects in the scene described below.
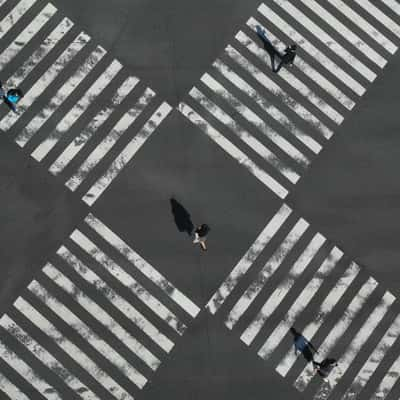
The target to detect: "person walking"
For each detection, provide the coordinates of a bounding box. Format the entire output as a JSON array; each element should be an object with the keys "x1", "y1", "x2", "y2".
[
  {"x1": 290, "y1": 327, "x2": 318, "y2": 363},
  {"x1": 313, "y1": 358, "x2": 338, "y2": 379},
  {"x1": 193, "y1": 224, "x2": 210, "y2": 251},
  {"x1": 0, "y1": 81, "x2": 23, "y2": 112},
  {"x1": 273, "y1": 44, "x2": 297, "y2": 73}
]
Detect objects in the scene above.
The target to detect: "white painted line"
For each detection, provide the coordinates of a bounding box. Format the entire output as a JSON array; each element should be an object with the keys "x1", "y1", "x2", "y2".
[
  {"x1": 299, "y1": 0, "x2": 387, "y2": 68},
  {"x1": 0, "y1": 314, "x2": 98, "y2": 400},
  {"x1": 0, "y1": 371, "x2": 30, "y2": 400},
  {"x1": 313, "y1": 292, "x2": 395, "y2": 400},
  {"x1": 28, "y1": 280, "x2": 148, "y2": 389},
  {"x1": 201, "y1": 73, "x2": 310, "y2": 167},
  {"x1": 326, "y1": 0, "x2": 397, "y2": 54},
  {"x1": 213, "y1": 59, "x2": 323, "y2": 153},
  {"x1": 32, "y1": 59, "x2": 122, "y2": 161},
  {"x1": 226, "y1": 45, "x2": 335, "y2": 139},
  {"x1": 0, "y1": 0, "x2": 36, "y2": 40},
  {"x1": 381, "y1": 0, "x2": 400, "y2": 16},
  {"x1": 57, "y1": 245, "x2": 174, "y2": 353},
  {"x1": 4, "y1": 31, "x2": 90, "y2": 131},
  {"x1": 353, "y1": 0, "x2": 400, "y2": 39},
  {"x1": 178, "y1": 102, "x2": 289, "y2": 198},
  {"x1": 235, "y1": 30, "x2": 345, "y2": 123},
  {"x1": 0, "y1": 338, "x2": 61, "y2": 399},
  {"x1": 257, "y1": 247, "x2": 343, "y2": 360},
  {"x1": 14, "y1": 296, "x2": 133, "y2": 400},
  {"x1": 273, "y1": 0, "x2": 376, "y2": 82},
  {"x1": 246, "y1": 17, "x2": 355, "y2": 110},
  {"x1": 206, "y1": 204, "x2": 292, "y2": 314},
  {"x1": 25, "y1": 46, "x2": 106, "y2": 157},
  {"x1": 342, "y1": 313, "x2": 400, "y2": 400},
  {"x1": 276, "y1": 261, "x2": 360, "y2": 377},
  {"x1": 85, "y1": 212, "x2": 200, "y2": 318},
  {"x1": 294, "y1": 276, "x2": 378, "y2": 392},
  {"x1": 7, "y1": 18, "x2": 74, "y2": 89},
  {"x1": 82, "y1": 101, "x2": 172, "y2": 206},
  {"x1": 70, "y1": 229, "x2": 187, "y2": 335},
  {"x1": 49, "y1": 76, "x2": 138, "y2": 175},
  {"x1": 258, "y1": 3, "x2": 366, "y2": 96},
  {"x1": 226, "y1": 218, "x2": 309, "y2": 330},
  {"x1": 369, "y1": 353, "x2": 400, "y2": 400},
  {"x1": 190, "y1": 86, "x2": 300, "y2": 184},
  {"x1": 0, "y1": 3, "x2": 57, "y2": 70},
  {"x1": 241, "y1": 233, "x2": 326, "y2": 345},
  {"x1": 43, "y1": 262, "x2": 161, "y2": 371},
  {"x1": 65, "y1": 87, "x2": 155, "y2": 192}
]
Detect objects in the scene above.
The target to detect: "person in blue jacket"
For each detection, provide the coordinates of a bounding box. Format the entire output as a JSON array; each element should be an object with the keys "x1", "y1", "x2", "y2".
[{"x1": 0, "y1": 81, "x2": 23, "y2": 112}]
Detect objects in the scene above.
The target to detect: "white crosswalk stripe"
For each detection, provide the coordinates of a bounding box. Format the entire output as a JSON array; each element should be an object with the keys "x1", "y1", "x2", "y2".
[{"x1": 0, "y1": 213, "x2": 199, "y2": 398}]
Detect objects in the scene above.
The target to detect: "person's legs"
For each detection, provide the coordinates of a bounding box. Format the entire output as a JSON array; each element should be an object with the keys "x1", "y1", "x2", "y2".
[
  {"x1": 273, "y1": 59, "x2": 284, "y2": 73},
  {"x1": 3, "y1": 96, "x2": 16, "y2": 112},
  {"x1": 193, "y1": 232, "x2": 200, "y2": 243}
]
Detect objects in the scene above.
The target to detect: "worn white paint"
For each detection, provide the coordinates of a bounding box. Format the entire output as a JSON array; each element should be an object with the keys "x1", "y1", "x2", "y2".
[{"x1": 0, "y1": 0, "x2": 36, "y2": 40}]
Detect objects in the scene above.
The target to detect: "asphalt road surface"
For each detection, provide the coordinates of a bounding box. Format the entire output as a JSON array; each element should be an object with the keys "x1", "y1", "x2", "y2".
[{"x1": 1, "y1": 0, "x2": 400, "y2": 399}]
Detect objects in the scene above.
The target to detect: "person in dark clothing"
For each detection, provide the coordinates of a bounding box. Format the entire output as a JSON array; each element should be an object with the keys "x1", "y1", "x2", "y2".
[
  {"x1": 313, "y1": 358, "x2": 338, "y2": 378},
  {"x1": 193, "y1": 224, "x2": 210, "y2": 251},
  {"x1": 273, "y1": 45, "x2": 297, "y2": 73},
  {"x1": 290, "y1": 327, "x2": 318, "y2": 363}
]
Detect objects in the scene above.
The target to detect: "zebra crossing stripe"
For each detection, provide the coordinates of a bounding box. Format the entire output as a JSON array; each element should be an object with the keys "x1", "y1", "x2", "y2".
[
  {"x1": 28, "y1": 279, "x2": 148, "y2": 389},
  {"x1": 326, "y1": 0, "x2": 397, "y2": 54},
  {"x1": 49, "y1": 76, "x2": 138, "y2": 175},
  {"x1": 225, "y1": 45, "x2": 335, "y2": 139},
  {"x1": 342, "y1": 313, "x2": 400, "y2": 400},
  {"x1": 31, "y1": 59, "x2": 123, "y2": 162},
  {"x1": 241, "y1": 233, "x2": 326, "y2": 345},
  {"x1": 212, "y1": 59, "x2": 323, "y2": 154},
  {"x1": 206, "y1": 204, "x2": 292, "y2": 314},
  {"x1": 381, "y1": 0, "x2": 400, "y2": 17},
  {"x1": 14, "y1": 296, "x2": 133, "y2": 400},
  {"x1": 57, "y1": 245, "x2": 175, "y2": 353},
  {"x1": 257, "y1": 246, "x2": 343, "y2": 360},
  {"x1": 0, "y1": 371, "x2": 30, "y2": 400},
  {"x1": 23, "y1": 46, "x2": 107, "y2": 157},
  {"x1": 190, "y1": 86, "x2": 300, "y2": 184},
  {"x1": 353, "y1": 0, "x2": 400, "y2": 39},
  {"x1": 65, "y1": 87, "x2": 156, "y2": 192},
  {"x1": 0, "y1": 314, "x2": 97, "y2": 400},
  {"x1": 225, "y1": 218, "x2": 309, "y2": 330},
  {"x1": 0, "y1": 337, "x2": 61, "y2": 399},
  {"x1": 0, "y1": 0, "x2": 8, "y2": 9},
  {"x1": 313, "y1": 292, "x2": 395, "y2": 400},
  {"x1": 246, "y1": 17, "x2": 356, "y2": 111},
  {"x1": 82, "y1": 101, "x2": 173, "y2": 206},
  {"x1": 84, "y1": 213, "x2": 200, "y2": 318},
  {"x1": 200, "y1": 72, "x2": 310, "y2": 167},
  {"x1": 294, "y1": 276, "x2": 378, "y2": 392},
  {"x1": 43, "y1": 262, "x2": 161, "y2": 371},
  {"x1": 0, "y1": 0, "x2": 36, "y2": 40},
  {"x1": 0, "y1": 3, "x2": 57, "y2": 70},
  {"x1": 4, "y1": 31, "x2": 90, "y2": 130},
  {"x1": 370, "y1": 353, "x2": 400, "y2": 400},
  {"x1": 273, "y1": 0, "x2": 377, "y2": 82},
  {"x1": 258, "y1": 3, "x2": 366, "y2": 96},
  {"x1": 276, "y1": 261, "x2": 360, "y2": 377},
  {"x1": 299, "y1": 0, "x2": 387, "y2": 68},
  {"x1": 235, "y1": 30, "x2": 345, "y2": 124},
  {"x1": 7, "y1": 17, "x2": 74, "y2": 89},
  {"x1": 70, "y1": 229, "x2": 187, "y2": 335}
]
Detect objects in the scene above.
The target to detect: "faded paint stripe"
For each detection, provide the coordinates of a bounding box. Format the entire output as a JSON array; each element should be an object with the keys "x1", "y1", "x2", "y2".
[
  {"x1": 206, "y1": 204, "x2": 292, "y2": 314},
  {"x1": 178, "y1": 102, "x2": 289, "y2": 198},
  {"x1": 82, "y1": 101, "x2": 173, "y2": 206},
  {"x1": 85, "y1": 212, "x2": 200, "y2": 318},
  {"x1": 241, "y1": 233, "x2": 326, "y2": 345},
  {"x1": 226, "y1": 218, "x2": 310, "y2": 329},
  {"x1": 369, "y1": 353, "x2": 400, "y2": 400},
  {"x1": 57, "y1": 245, "x2": 174, "y2": 353},
  {"x1": 257, "y1": 247, "x2": 343, "y2": 360},
  {"x1": 0, "y1": 370, "x2": 30, "y2": 400},
  {"x1": 0, "y1": 0, "x2": 36, "y2": 40}
]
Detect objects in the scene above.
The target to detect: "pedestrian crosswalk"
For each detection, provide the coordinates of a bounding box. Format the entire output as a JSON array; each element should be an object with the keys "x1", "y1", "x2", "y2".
[
  {"x1": 0, "y1": 0, "x2": 172, "y2": 206},
  {"x1": 0, "y1": 213, "x2": 200, "y2": 399},
  {"x1": 178, "y1": 0, "x2": 400, "y2": 199},
  {"x1": 206, "y1": 203, "x2": 400, "y2": 399}
]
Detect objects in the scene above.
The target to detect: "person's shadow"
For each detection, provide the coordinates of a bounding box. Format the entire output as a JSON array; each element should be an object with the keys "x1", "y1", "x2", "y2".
[{"x1": 170, "y1": 198, "x2": 194, "y2": 236}]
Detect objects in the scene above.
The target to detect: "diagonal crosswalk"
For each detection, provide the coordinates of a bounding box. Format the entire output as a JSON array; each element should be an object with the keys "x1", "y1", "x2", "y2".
[
  {"x1": 0, "y1": 213, "x2": 200, "y2": 399},
  {"x1": 0, "y1": 0, "x2": 172, "y2": 207},
  {"x1": 178, "y1": 0, "x2": 400, "y2": 199},
  {"x1": 206, "y1": 203, "x2": 400, "y2": 399}
]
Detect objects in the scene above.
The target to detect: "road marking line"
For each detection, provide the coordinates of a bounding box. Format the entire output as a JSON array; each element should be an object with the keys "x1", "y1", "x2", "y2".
[
  {"x1": 0, "y1": 371, "x2": 30, "y2": 400},
  {"x1": 85, "y1": 212, "x2": 200, "y2": 318},
  {"x1": 381, "y1": 0, "x2": 400, "y2": 16},
  {"x1": 241, "y1": 233, "x2": 326, "y2": 345},
  {"x1": 206, "y1": 204, "x2": 292, "y2": 314},
  {"x1": 226, "y1": 218, "x2": 310, "y2": 329}
]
